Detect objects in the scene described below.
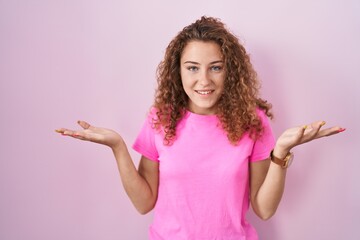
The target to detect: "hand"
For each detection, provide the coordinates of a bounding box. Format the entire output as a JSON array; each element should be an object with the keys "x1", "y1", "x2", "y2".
[
  {"x1": 275, "y1": 121, "x2": 345, "y2": 154},
  {"x1": 55, "y1": 121, "x2": 123, "y2": 149}
]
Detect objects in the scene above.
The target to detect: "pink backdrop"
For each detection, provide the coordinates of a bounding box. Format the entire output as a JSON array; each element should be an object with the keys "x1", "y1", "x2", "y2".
[{"x1": 1, "y1": 0, "x2": 359, "y2": 239}]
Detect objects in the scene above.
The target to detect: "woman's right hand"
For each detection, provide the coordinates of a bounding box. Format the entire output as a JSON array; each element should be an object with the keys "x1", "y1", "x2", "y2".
[{"x1": 55, "y1": 121, "x2": 123, "y2": 149}]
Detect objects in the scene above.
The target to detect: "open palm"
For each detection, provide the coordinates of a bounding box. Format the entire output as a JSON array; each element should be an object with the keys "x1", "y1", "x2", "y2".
[
  {"x1": 56, "y1": 121, "x2": 122, "y2": 149},
  {"x1": 276, "y1": 121, "x2": 344, "y2": 152}
]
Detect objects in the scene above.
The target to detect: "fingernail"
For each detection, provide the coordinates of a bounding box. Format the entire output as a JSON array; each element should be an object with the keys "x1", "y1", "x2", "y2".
[
  {"x1": 337, "y1": 128, "x2": 346, "y2": 133},
  {"x1": 303, "y1": 125, "x2": 308, "y2": 130},
  {"x1": 55, "y1": 129, "x2": 62, "y2": 133},
  {"x1": 320, "y1": 121, "x2": 326, "y2": 126}
]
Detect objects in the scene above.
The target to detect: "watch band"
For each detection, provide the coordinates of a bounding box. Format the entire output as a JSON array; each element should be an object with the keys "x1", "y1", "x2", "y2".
[{"x1": 270, "y1": 150, "x2": 294, "y2": 169}]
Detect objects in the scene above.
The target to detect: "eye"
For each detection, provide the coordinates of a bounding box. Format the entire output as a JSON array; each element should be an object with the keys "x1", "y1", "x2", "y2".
[
  {"x1": 187, "y1": 66, "x2": 199, "y2": 72},
  {"x1": 210, "y1": 65, "x2": 222, "y2": 72}
]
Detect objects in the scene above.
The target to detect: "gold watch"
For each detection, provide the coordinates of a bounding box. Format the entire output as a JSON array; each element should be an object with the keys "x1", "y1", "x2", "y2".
[{"x1": 270, "y1": 150, "x2": 294, "y2": 169}]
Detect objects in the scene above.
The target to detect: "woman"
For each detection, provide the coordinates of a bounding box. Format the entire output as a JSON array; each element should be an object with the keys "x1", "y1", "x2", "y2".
[{"x1": 56, "y1": 16, "x2": 344, "y2": 239}]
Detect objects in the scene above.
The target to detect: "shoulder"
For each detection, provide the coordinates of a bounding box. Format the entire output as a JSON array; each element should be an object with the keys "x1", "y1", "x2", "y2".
[
  {"x1": 254, "y1": 107, "x2": 271, "y2": 127},
  {"x1": 143, "y1": 107, "x2": 159, "y2": 123},
  {"x1": 148, "y1": 106, "x2": 159, "y2": 117},
  {"x1": 254, "y1": 107, "x2": 273, "y2": 134},
  {"x1": 255, "y1": 107, "x2": 268, "y2": 119}
]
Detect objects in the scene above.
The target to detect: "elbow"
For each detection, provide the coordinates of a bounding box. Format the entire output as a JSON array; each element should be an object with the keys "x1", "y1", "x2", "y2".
[
  {"x1": 257, "y1": 211, "x2": 275, "y2": 221},
  {"x1": 130, "y1": 192, "x2": 157, "y2": 215},
  {"x1": 252, "y1": 203, "x2": 277, "y2": 221},
  {"x1": 251, "y1": 198, "x2": 278, "y2": 221},
  {"x1": 137, "y1": 208, "x2": 151, "y2": 215},
  {"x1": 136, "y1": 208, "x2": 152, "y2": 215},
  {"x1": 254, "y1": 207, "x2": 277, "y2": 221},
  {"x1": 135, "y1": 202, "x2": 156, "y2": 215}
]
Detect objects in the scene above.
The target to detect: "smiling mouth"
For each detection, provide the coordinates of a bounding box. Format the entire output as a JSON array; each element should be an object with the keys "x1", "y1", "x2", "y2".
[{"x1": 195, "y1": 90, "x2": 214, "y2": 95}]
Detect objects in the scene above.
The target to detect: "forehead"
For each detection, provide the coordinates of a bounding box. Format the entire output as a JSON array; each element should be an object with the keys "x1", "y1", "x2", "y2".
[{"x1": 181, "y1": 40, "x2": 223, "y2": 61}]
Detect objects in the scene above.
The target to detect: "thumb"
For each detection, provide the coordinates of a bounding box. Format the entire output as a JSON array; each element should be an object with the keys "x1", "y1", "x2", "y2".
[{"x1": 77, "y1": 120, "x2": 92, "y2": 130}]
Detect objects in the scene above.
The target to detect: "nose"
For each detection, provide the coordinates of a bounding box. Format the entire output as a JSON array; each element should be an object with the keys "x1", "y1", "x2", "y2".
[{"x1": 198, "y1": 69, "x2": 211, "y2": 86}]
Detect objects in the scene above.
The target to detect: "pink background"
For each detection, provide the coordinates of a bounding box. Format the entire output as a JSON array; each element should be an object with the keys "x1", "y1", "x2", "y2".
[{"x1": 1, "y1": 0, "x2": 359, "y2": 239}]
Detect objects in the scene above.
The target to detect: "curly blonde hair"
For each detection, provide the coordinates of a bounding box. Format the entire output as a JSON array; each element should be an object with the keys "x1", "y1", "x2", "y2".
[{"x1": 153, "y1": 16, "x2": 273, "y2": 145}]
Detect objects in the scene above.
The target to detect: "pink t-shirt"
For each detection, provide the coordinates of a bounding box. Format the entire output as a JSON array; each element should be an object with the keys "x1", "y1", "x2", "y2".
[{"x1": 133, "y1": 108, "x2": 275, "y2": 240}]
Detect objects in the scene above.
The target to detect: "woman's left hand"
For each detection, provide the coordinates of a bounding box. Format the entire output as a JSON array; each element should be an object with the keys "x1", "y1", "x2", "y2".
[{"x1": 276, "y1": 121, "x2": 345, "y2": 153}]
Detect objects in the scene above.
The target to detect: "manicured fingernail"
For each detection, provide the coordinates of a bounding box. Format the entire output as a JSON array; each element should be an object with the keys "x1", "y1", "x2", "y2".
[
  {"x1": 55, "y1": 129, "x2": 62, "y2": 133},
  {"x1": 337, "y1": 128, "x2": 346, "y2": 133},
  {"x1": 320, "y1": 121, "x2": 326, "y2": 126},
  {"x1": 303, "y1": 125, "x2": 308, "y2": 130}
]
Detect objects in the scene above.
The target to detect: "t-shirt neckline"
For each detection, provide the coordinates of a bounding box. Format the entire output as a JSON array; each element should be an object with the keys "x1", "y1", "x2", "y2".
[{"x1": 184, "y1": 110, "x2": 219, "y2": 122}]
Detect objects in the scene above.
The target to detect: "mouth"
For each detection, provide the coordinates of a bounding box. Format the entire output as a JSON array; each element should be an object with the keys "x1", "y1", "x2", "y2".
[{"x1": 195, "y1": 90, "x2": 214, "y2": 95}]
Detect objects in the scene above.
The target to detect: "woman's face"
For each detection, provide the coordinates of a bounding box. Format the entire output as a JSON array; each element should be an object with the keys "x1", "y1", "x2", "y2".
[{"x1": 180, "y1": 40, "x2": 225, "y2": 115}]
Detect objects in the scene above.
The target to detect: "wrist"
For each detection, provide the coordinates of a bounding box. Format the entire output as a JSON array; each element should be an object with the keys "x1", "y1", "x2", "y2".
[
  {"x1": 111, "y1": 139, "x2": 126, "y2": 152},
  {"x1": 272, "y1": 144, "x2": 291, "y2": 159},
  {"x1": 270, "y1": 147, "x2": 294, "y2": 169}
]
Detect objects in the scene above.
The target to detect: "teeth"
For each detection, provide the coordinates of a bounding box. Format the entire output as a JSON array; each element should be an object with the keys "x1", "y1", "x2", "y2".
[{"x1": 196, "y1": 90, "x2": 212, "y2": 95}]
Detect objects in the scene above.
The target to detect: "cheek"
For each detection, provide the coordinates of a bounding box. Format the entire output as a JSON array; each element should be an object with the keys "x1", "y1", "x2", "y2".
[
  {"x1": 216, "y1": 74, "x2": 225, "y2": 88},
  {"x1": 181, "y1": 74, "x2": 194, "y2": 88},
  {"x1": 180, "y1": 78, "x2": 190, "y2": 95},
  {"x1": 182, "y1": 82, "x2": 192, "y2": 95}
]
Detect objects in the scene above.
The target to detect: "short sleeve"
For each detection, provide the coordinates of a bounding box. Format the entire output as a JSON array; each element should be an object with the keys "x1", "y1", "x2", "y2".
[
  {"x1": 249, "y1": 109, "x2": 276, "y2": 162},
  {"x1": 132, "y1": 109, "x2": 160, "y2": 162}
]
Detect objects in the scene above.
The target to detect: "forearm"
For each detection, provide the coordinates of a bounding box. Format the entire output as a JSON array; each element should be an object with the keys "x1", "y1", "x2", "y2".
[
  {"x1": 252, "y1": 147, "x2": 289, "y2": 220},
  {"x1": 252, "y1": 121, "x2": 344, "y2": 220},
  {"x1": 112, "y1": 141, "x2": 156, "y2": 214}
]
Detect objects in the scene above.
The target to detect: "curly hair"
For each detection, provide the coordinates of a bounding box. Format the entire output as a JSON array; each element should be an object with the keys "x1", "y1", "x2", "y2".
[{"x1": 153, "y1": 16, "x2": 273, "y2": 145}]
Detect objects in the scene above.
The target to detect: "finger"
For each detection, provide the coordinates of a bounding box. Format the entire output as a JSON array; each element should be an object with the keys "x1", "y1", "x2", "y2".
[
  {"x1": 55, "y1": 127, "x2": 93, "y2": 141},
  {"x1": 313, "y1": 120, "x2": 326, "y2": 131},
  {"x1": 289, "y1": 125, "x2": 306, "y2": 146},
  {"x1": 63, "y1": 131, "x2": 91, "y2": 141},
  {"x1": 301, "y1": 124, "x2": 308, "y2": 134},
  {"x1": 297, "y1": 121, "x2": 323, "y2": 143},
  {"x1": 77, "y1": 120, "x2": 92, "y2": 130},
  {"x1": 55, "y1": 128, "x2": 65, "y2": 134},
  {"x1": 337, "y1": 127, "x2": 346, "y2": 133},
  {"x1": 62, "y1": 129, "x2": 77, "y2": 136},
  {"x1": 72, "y1": 132, "x2": 87, "y2": 140},
  {"x1": 72, "y1": 131, "x2": 103, "y2": 143},
  {"x1": 55, "y1": 128, "x2": 74, "y2": 135},
  {"x1": 305, "y1": 121, "x2": 325, "y2": 135},
  {"x1": 296, "y1": 125, "x2": 307, "y2": 140},
  {"x1": 317, "y1": 126, "x2": 346, "y2": 138}
]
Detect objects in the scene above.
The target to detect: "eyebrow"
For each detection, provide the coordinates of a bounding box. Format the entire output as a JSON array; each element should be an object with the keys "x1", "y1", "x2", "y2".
[{"x1": 183, "y1": 60, "x2": 223, "y2": 65}]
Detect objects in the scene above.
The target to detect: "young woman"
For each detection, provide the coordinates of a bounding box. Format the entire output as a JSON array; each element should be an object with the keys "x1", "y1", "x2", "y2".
[{"x1": 56, "y1": 16, "x2": 345, "y2": 240}]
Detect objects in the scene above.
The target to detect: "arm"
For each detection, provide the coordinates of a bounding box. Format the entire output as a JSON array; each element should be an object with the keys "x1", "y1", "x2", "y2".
[
  {"x1": 113, "y1": 143, "x2": 159, "y2": 214},
  {"x1": 249, "y1": 157, "x2": 286, "y2": 220},
  {"x1": 56, "y1": 121, "x2": 159, "y2": 214},
  {"x1": 250, "y1": 121, "x2": 345, "y2": 220}
]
